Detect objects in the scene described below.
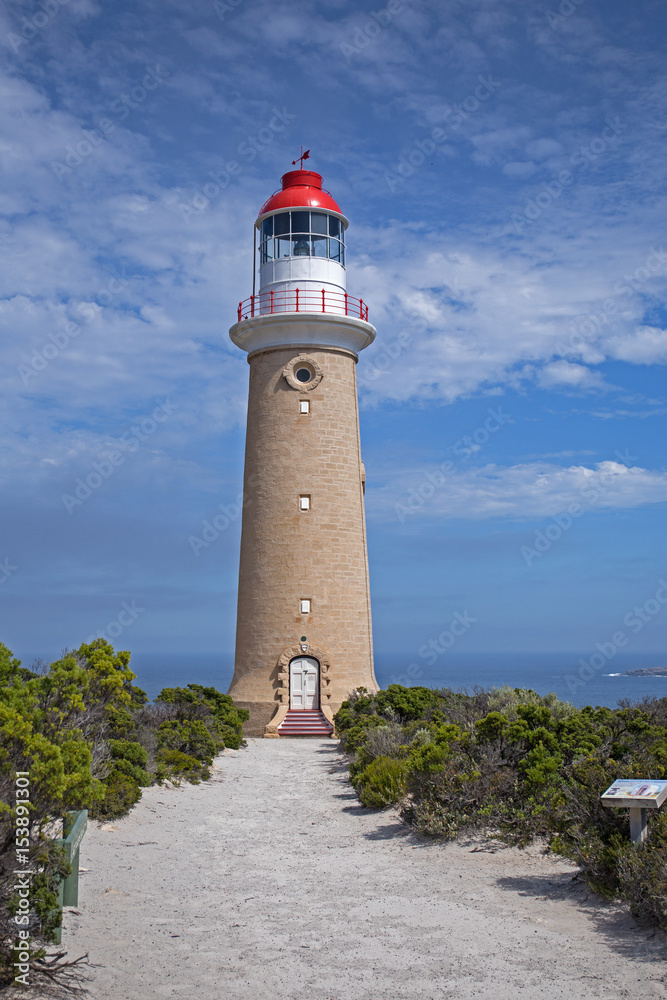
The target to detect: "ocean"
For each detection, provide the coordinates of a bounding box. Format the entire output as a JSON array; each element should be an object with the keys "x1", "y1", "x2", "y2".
[
  {"x1": 52, "y1": 649, "x2": 667, "y2": 709},
  {"x1": 16, "y1": 649, "x2": 667, "y2": 708}
]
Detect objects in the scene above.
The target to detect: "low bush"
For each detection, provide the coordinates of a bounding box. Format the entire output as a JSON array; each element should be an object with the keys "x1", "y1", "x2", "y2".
[
  {"x1": 0, "y1": 640, "x2": 247, "y2": 990},
  {"x1": 335, "y1": 684, "x2": 667, "y2": 928},
  {"x1": 156, "y1": 748, "x2": 210, "y2": 784},
  {"x1": 353, "y1": 755, "x2": 408, "y2": 808},
  {"x1": 91, "y1": 772, "x2": 142, "y2": 820}
]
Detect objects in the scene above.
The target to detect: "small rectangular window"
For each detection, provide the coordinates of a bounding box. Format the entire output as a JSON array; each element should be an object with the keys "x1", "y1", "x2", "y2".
[
  {"x1": 311, "y1": 212, "x2": 328, "y2": 235},
  {"x1": 300, "y1": 599, "x2": 311, "y2": 614},
  {"x1": 299, "y1": 495, "x2": 310, "y2": 510},
  {"x1": 299, "y1": 400, "x2": 310, "y2": 413}
]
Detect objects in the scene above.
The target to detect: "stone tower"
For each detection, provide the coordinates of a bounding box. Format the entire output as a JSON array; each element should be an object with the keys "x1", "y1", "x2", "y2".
[{"x1": 227, "y1": 166, "x2": 378, "y2": 737}]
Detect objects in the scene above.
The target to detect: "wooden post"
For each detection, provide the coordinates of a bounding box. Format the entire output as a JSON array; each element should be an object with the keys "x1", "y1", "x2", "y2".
[
  {"x1": 52, "y1": 810, "x2": 88, "y2": 944},
  {"x1": 629, "y1": 807, "x2": 648, "y2": 845}
]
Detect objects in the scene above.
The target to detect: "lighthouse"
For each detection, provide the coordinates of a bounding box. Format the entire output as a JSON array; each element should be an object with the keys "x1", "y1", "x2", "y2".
[{"x1": 227, "y1": 163, "x2": 379, "y2": 737}]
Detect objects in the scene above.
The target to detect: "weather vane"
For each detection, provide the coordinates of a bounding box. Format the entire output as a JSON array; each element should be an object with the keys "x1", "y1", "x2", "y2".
[{"x1": 292, "y1": 146, "x2": 311, "y2": 169}]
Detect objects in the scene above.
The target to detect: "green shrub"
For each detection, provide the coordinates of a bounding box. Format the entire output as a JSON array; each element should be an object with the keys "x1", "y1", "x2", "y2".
[
  {"x1": 157, "y1": 719, "x2": 220, "y2": 763},
  {"x1": 617, "y1": 811, "x2": 667, "y2": 928},
  {"x1": 353, "y1": 755, "x2": 408, "y2": 808},
  {"x1": 109, "y1": 738, "x2": 148, "y2": 767},
  {"x1": 337, "y1": 682, "x2": 667, "y2": 927},
  {"x1": 0, "y1": 640, "x2": 247, "y2": 992},
  {"x1": 109, "y1": 758, "x2": 151, "y2": 786},
  {"x1": 91, "y1": 772, "x2": 141, "y2": 820},
  {"x1": 215, "y1": 723, "x2": 243, "y2": 750},
  {"x1": 375, "y1": 685, "x2": 438, "y2": 721},
  {"x1": 156, "y1": 748, "x2": 210, "y2": 784}
]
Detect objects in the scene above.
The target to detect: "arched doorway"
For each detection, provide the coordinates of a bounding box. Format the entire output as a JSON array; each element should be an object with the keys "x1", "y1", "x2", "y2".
[{"x1": 289, "y1": 656, "x2": 319, "y2": 709}]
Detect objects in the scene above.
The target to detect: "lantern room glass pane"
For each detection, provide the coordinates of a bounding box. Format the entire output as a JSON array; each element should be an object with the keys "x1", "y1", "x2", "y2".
[
  {"x1": 329, "y1": 239, "x2": 341, "y2": 262},
  {"x1": 261, "y1": 217, "x2": 273, "y2": 240},
  {"x1": 311, "y1": 212, "x2": 327, "y2": 235},
  {"x1": 329, "y1": 216, "x2": 340, "y2": 238},
  {"x1": 291, "y1": 211, "x2": 309, "y2": 234},
  {"x1": 276, "y1": 235, "x2": 291, "y2": 258},
  {"x1": 311, "y1": 235, "x2": 327, "y2": 258},
  {"x1": 291, "y1": 235, "x2": 310, "y2": 256},
  {"x1": 260, "y1": 239, "x2": 274, "y2": 263},
  {"x1": 274, "y1": 213, "x2": 289, "y2": 236}
]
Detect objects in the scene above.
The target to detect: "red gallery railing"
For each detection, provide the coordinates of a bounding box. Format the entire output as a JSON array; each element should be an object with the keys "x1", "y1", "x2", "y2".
[{"x1": 237, "y1": 288, "x2": 369, "y2": 323}]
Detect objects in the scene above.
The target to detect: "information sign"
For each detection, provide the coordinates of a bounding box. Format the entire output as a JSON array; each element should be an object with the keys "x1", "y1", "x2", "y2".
[{"x1": 601, "y1": 780, "x2": 667, "y2": 810}]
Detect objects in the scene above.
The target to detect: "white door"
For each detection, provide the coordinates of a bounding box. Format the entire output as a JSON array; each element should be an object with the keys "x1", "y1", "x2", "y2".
[{"x1": 289, "y1": 657, "x2": 319, "y2": 709}]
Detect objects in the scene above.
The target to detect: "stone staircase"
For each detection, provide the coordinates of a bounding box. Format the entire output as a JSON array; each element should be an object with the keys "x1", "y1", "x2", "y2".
[{"x1": 277, "y1": 709, "x2": 334, "y2": 737}]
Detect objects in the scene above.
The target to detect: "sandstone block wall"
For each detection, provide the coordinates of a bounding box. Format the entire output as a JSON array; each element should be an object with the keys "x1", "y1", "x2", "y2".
[{"x1": 228, "y1": 343, "x2": 377, "y2": 735}]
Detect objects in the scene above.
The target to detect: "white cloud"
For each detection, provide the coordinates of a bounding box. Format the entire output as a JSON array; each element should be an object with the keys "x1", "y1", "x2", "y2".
[
  {"x1": 607, "y1": 326, "x2": 667, "y2": 364},
  {"x1": 370, "y1": 460, "x2": 667, "y2": 523},
  {"x1": 536, "y1": 360, "x2": 607, "y2": 390}
]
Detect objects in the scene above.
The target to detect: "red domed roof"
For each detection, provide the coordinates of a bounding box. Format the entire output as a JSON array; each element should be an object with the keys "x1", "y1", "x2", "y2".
[{"x1": 257, "y1": 170, "x2": 345, "y2": 219}]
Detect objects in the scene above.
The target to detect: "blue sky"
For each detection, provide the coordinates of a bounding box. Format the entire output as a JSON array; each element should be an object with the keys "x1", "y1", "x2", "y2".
[{"x1": 2, "y1": 0, "x2": 667, "y2": 671}]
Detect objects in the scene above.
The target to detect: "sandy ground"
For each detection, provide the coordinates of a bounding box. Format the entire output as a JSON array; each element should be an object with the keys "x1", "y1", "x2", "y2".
[{"x1": 61, "y1": 738, "x2": 666, "y2": 1000}]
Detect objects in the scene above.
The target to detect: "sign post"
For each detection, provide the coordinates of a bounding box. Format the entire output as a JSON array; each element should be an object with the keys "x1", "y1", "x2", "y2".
[
  {"x1": 52, "y1": 809, "x2": 88, "y2": 944},
  {"x1": 601, "y1": 780, "x2": 667, "y2": 846}
]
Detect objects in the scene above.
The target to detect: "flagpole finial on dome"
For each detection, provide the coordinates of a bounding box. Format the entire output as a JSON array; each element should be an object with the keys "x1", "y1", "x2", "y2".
[{"x1": 291, "y1": 146, "x2": 311, "y2": 169}]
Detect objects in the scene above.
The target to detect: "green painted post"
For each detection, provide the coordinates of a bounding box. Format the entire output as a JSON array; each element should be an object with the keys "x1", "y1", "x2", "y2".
[
  {"x1": 52, "y1": 810, "x2": 87, "y2": 944},
  {"x1": 62, "y1": 812, "x2": 80, "y2": 907}
]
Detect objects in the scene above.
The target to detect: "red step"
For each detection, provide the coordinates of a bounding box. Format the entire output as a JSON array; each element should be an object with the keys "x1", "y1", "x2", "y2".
[{"x1": 278, "y1": 709, "x2": 334, "y2": 737}]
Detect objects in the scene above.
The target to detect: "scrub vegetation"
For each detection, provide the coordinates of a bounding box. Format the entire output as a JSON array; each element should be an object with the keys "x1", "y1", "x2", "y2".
[
  {"x1": 335, "y1": 684, "x2": 667, "y2": 930},
  {"x1": 0, "y1": 639, "x2": 246, "y2": 993}
]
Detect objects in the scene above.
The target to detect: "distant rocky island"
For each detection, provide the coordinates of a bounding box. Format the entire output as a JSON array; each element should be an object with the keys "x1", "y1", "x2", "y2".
[{"x1": 625, "y1": 667, "x2": 667, "y2": 677}]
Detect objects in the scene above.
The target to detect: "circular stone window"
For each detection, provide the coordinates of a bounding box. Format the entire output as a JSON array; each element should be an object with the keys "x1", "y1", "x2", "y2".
[{"x1": 283, "y1": 355, "x2": 324, "y2": 392}]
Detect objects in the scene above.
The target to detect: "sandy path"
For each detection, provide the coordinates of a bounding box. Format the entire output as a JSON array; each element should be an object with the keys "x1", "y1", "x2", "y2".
[{"x1": 64, "y1": 739, "x2": 666, "y2": 1000}]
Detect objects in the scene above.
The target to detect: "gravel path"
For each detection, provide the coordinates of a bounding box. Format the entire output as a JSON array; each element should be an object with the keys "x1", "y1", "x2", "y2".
[{"x1": 64, "y1": 739, "x2": 666, "y2": 999}]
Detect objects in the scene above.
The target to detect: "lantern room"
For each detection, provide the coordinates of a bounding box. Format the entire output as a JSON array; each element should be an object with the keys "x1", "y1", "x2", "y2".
[
  {"x1": 255, "y1": 170, "x2": 350, "y2": 314},
  {"x1": 233, "y1": 165, "x2": 372, "y2": 349}
]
